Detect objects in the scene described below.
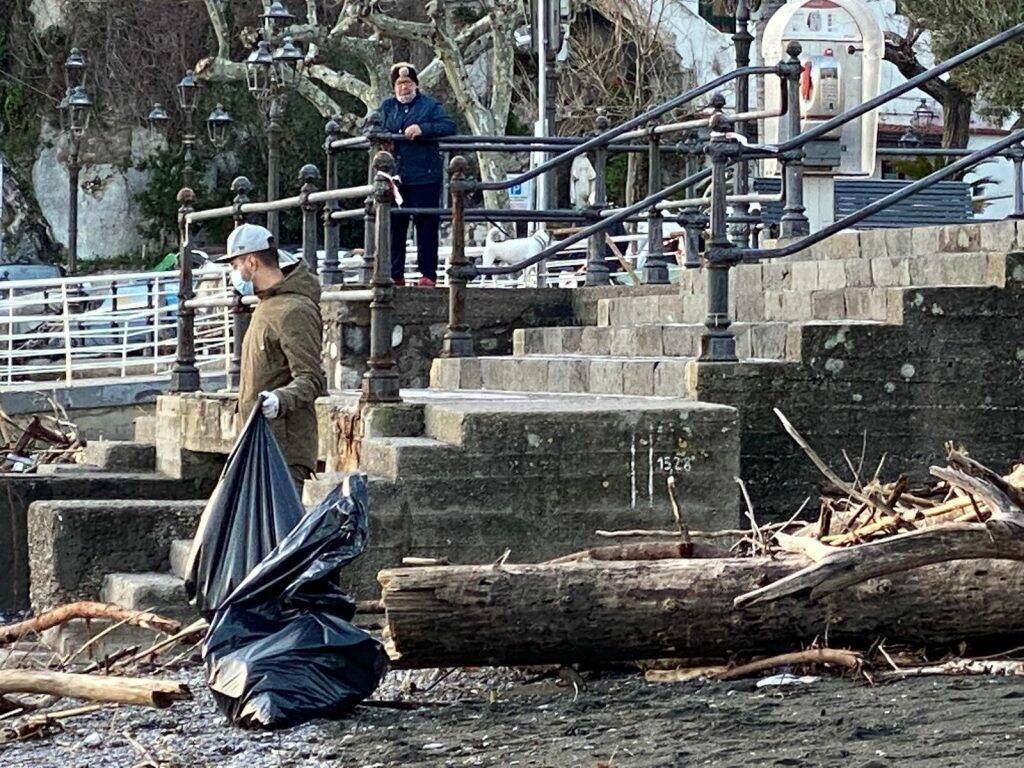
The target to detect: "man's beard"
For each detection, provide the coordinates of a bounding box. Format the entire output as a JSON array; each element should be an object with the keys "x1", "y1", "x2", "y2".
[{"x1": 397, "y1": 90, "x2": 416, "y2": 104}]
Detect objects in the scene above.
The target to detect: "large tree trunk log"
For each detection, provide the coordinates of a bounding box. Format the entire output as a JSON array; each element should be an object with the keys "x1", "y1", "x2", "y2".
[
  {"x1": 0, "y1": 670, "x2": 191, "y2": 708},
  {"x1": 378, "y1": 556, "x2": 1024, "y2": 668}
]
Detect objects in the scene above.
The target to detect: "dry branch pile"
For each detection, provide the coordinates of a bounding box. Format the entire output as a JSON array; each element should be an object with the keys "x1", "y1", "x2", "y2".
[
  {"x1": 378, "y1": 410, "x2": 1024, "y2": 676},
  {"x1": 0, "y1": 408, "x2": 80, "y2": 473}
]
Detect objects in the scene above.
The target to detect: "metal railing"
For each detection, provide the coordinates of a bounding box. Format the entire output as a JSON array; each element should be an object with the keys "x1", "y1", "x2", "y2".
[
  {"x1": 694, "y1": 23, "x2": 1024, "y2": 362},
  {"x1": 0, "y1": 269, "x2": 231, "y2": 385},
  {"x1": 172, "y1": 155, "x2": 402, "y2": 403}
]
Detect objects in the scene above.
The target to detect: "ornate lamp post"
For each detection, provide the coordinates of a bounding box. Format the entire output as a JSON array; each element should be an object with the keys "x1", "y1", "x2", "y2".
[
  {"x1": 730, "y1": 0, "x2": 761, "y2": 248},
  {"x1": 60, "y1": 49, "x2": 92, "y2": 275},
  {"x1": 244, "y1": 1, "x2": 304, "y2": 240},
  {"x1": 900, "y1": 98, "x2": 938, "y2": 148},
  {"x1": 148, "y1": 89, "x2": 233, "y2": 192}
]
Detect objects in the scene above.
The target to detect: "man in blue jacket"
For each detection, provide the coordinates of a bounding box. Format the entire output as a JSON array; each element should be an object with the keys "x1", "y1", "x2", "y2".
[{"x1": 372, "y1": 62, "x2": 457, "y2": 286}]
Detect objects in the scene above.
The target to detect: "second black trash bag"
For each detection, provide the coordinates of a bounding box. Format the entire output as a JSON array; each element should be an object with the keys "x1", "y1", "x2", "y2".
[
  {"x1": 203, "y1": 474, "x2": 388, "y2": 729},
  {"x1": 184, "y1": 404, "x2": 304, "y2": 618}
]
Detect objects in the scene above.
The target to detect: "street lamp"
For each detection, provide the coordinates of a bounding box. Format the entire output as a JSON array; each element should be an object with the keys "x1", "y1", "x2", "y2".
[
  {"x1": 176, "y1": 71, "x2": 200, "y2": 189},
  {"x1": 244, "y1": 0, "x2": 302, "y2": 239},
  {"x1": 899, "y1": 98, "x2": 938, "y2": 148},
  {"x1": 206, "y1": 104, "x2": 233, "y2": 149},
  {"x1": 60, "y1": 50, "x2": 92, "y2": 275}
]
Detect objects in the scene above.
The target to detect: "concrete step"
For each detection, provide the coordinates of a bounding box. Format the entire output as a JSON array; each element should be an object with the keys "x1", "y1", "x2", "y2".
[
  {"x1": 100, "y1": 572, "x2": 195, "y2": 624},
  {"x1": 597, "y1": 253, "x2": 1006, "y2": 328},
  {"x1": 40, "y1": 617, "x2": 180, "y2": 660},
  {"x1": 34, "y1": 462, "x2": 103, "y2": 476},
  {"x1": 432, "y1": 354, "x2": 696, "y2": 396},
  {"x1": 302, "y1": 471, "x2": 358, "y2": 507},
  {"x1": 134, "y1": 415, "x2": 156, "y2": 445},
  {"x1": 514, "y1": 322, "x2": 794, "y2": 361},
  {"x1": 169, "y1": 539, "x2": 192, "y2": 581},
  {"x1": 81, "y1": 440, "x2": 156, "y2": 472},
  {"x1": 360, "y1": 436, "x2": 463, "y2": 480}
]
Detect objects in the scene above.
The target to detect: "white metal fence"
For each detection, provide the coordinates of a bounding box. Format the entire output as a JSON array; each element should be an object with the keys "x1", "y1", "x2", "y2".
[{"x1": 0, "y1": 267, "x2": 233, "y2": 385}]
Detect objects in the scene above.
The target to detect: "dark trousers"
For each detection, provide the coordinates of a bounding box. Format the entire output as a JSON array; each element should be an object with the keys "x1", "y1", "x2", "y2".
[{"x1": 390, "y1": 182, "x2": 442, "y2": 282}]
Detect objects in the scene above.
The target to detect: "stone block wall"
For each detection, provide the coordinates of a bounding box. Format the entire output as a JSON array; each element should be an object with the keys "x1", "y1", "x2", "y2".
[{"x1": 690, "y1": 253, "x2": 1024, "y2": 519}]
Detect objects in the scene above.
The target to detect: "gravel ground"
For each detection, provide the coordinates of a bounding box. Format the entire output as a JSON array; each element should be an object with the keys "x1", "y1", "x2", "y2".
[{"x1": 5, "y1": 662, "x2": 1024, "y2": 767}]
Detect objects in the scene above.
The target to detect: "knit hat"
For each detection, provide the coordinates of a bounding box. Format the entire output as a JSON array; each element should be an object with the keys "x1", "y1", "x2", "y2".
[{"x1": 390, "y1": 62, "x2": 419, "y2": 86}]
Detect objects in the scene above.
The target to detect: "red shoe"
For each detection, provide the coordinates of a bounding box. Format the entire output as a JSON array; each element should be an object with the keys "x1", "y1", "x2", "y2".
[{"x1": 417, "y1": 277, "x2": 437, "y2": 288}]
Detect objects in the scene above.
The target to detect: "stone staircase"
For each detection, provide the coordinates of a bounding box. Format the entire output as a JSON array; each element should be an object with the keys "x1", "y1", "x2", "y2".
[{"x1": 26, "y1": 221, "x2": 1024, "y2": 655}]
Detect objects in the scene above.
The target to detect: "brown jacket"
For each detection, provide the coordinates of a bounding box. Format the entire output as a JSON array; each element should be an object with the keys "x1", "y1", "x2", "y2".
[{"x1": 238, "y1": 261, "x2": 327, "y2": 472}]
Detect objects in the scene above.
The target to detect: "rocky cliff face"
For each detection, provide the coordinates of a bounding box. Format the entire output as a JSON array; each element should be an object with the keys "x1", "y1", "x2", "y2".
[
  {"x1": 0, "y1": 151, "x2": 60, "y2": 264},
  {"x1": 30, "y1": 123, "x2": 167, "y2": 263}
]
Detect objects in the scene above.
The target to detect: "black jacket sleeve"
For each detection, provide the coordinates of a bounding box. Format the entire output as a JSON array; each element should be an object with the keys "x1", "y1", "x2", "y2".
[{"x1": 418, "y1": 99, "x2": 456, "y2": 139}]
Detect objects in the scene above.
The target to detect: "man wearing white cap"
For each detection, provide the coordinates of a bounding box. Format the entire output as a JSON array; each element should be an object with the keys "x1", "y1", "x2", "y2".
[{"x1": 217, "y1": 223, "x2": 327, "y2": 489}]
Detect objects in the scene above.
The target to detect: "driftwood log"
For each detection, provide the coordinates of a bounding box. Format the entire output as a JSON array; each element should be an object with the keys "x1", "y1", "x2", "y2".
[
  {"x1": 0, "y1": 670, "x2": 192, "y2": 708},
  {"x1": 378, "y1": 554, "x2": 1024, "y2": 668},
  {"x1": 0, "y1": 602, "x2": 180, "y2": 645}
]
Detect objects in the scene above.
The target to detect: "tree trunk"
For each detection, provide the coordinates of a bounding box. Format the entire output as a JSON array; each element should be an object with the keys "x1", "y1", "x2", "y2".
[{"x1": 379, "y1": 555, "x2": 1024, "y2": 668}]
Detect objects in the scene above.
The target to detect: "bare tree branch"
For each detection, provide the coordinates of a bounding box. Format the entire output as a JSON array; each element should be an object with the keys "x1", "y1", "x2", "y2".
[{"x1": 202, "y1": 0, "x2": 231, "y2": 60}]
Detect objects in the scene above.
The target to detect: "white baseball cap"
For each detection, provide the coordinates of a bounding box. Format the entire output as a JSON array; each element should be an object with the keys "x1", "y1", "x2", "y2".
[{"x1": 218, "y1": 223, "x2": 275, "y2": 263}]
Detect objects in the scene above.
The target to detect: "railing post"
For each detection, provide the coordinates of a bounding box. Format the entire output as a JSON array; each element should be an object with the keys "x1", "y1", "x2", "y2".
[
  {"x1": 266, "y1": 95, "x2": 284, "y2": 240},
  {"x1": 442, "y1": 156, "x2": 474, "y2": 357},
  {"x1": 699, "y1": 118, "x2": 741, "y2": 364},
  {"x1": 322, "y1": 119, "x2": 344, "y2": 284},
  {"x1": 586, "y1": 113, "x2": 612, "y2": 286},
  {"x1": 678, "y1": 210, "x2": 706, "y2": 269},
  {"x1": 170, "y1": 187, "x2": 200, "y2": 392},
  {"x1": 643, "y1": 128, "x2": 669, "y2": 284},
  {"x1": 299, "y1": 163, "x2": 321, "y2": 274},
  {"x1": 361, "y1": 151, "x2": 402, "y2": 404},
  {"x1": 731, "y1": 0, "x2": 754, "y2": 248},
  {"x1": 229, "y1": 176, "x2": 253, "y2": 391},
  {"x1": 361, "y1": 118, "x2": 385, "y2": 286},
  {"x1": 1009, "y1": 142, "x2": 1024, "y2": 220},
  {"x1": 779, "y1": 42, "x2": 810, "y2": 238}
]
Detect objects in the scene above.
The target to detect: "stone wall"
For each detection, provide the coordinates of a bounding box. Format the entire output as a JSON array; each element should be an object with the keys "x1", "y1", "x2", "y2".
[
  {"x1": 689, "y1": 253, "x2": 1024, "y2": 520},
  {"x1": 322, "y1": 286, "x2": 579, "y2": 389}
]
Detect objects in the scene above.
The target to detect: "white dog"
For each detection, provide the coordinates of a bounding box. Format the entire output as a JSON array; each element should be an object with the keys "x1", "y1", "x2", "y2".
[{"x1": 480, "y1": 227, "x2": 552, "y2": 269}]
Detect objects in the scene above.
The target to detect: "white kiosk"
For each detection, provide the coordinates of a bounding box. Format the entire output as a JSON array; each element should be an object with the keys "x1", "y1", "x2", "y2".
[{"x1": 762, "y1": 0, "x2": 884, "y2": 231}]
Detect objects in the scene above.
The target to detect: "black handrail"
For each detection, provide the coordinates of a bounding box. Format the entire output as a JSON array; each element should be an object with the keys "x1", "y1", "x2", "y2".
[
  {"x1": 471, "y1": 65, "x2": 774, "y2": 193},
  {"x1": 732, "y1": 128, "x2": 1024, "y2": 263},
  {"x1": 458, "y1": 167, "x2": 715, "y2": 278}
]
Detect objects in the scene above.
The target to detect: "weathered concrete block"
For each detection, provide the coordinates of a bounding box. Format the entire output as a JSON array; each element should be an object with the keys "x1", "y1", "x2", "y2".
[
  {"x1": 858, "y1": 229, "x2": 888, "y2": 260},
  {"x1": 790, "y1": 261, "x2": 819, "y2": 292},
  {"x1": 884, "y1": 227, "x2": 913, "y2": 259},
  {"x1": 580, "y1": 326, "x2": 612, "y2": 355},
  {"x1": 939, "y1": 223, "x2": 981, "y2": 253},
  {"x1": 780, "y1": 291, "x2": 813, "y2": 321},
  {"x1": 169, "y1": 539, "x2": 191, "y2": 580},
  {"x1": 818, "y1": 231, "x2": 860, "y2": 260},
  {"x1": 597, "y1": 299, "x2": 612, "y2": 327},
  {"x1": 816, "y1": 260, "x2": 847, "y2": 291},
  {"x1": 634, "y1": 326, "x2": 665, "y2": 356},
  {"x1": 541, "y1": 327, "x2": 565, "y2": 354},
  {"x1": 844, "y1": 288, "x2": 888, "y2": 320},
  {"x1": 871, "y1": 257, "x2": 911, "y2": 288},
  {"x1": 515, "y1": 358, "x2": 550, "y2": 392},
  {"x1": 512, "y1": 328, "x2": 529, "y2": 356},
  {"x1": 546, "y1": 359, "x2": 590, "y2": 393},
  {"x1": 763, "y1": 262, "x2": 792, "y2": 291},
  {"x1": 909, "y1": 253, "x2": 988, "y2": 286},
  {"x1": 980, "y1": 220, "x2": 1019, "y2": 253},
  {"x1": 622, "y1": 361, "x2": 656, "y2": 396},
  {"x1": 764, "y1": 291, "x2": 786, "y2": 321},
  {"x1": 657, "y1": 294, "x2": 683, "y2": 323},
  {"x1": 911, "y1": 225, "x2": 941, "y2": 256},
  {"x1": 559, "y1": 327, "x2": 585, "y2": 353},
  {"x1": 133, "y1": 416, "x2": 156, "y2": 445},
  {"x1": 662, "y1": 325, "x2": 699, "y2": 357},
  {"x1": 682, "y1": 293, "x2": 706, "y2": 322},
  {"x1": 811, "y1": 289, "x2": 846, "y2": 319},
  {"x1": 733, "y1": 264, "x2": 764, "y2": 321},
  {"x1": 28, "y1": 499, "x2": 204, "y2": 610},
  {"x1": 749, "y1": 323, "x2": 788, "y2": 360},
  {"x1": 589, "y1": 359, "x2": 624, "y2": 394},
  {"x1": 844, "y1": 258, "x2": 873, "y2": 288},
  {"x1": 81, "y1": 441, "x2": 155, "y2": 472},
  {"x1": 101, "y1": 573, "x2": 193, "y2": 623},
  {"x1": 653, "y1": 359, "x2": 690, "y2": 396},
  {"x1": 732, "y1": 325, "x2": 752, "y2": 360}
]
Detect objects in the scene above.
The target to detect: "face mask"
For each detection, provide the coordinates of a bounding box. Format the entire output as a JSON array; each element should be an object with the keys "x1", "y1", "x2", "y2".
[
  {"x1": 230, "y1": 268, "x2": 254, "y2": 296},
  {"x1": 396, "y1": 90, "x2": 416, "y2": 104}
]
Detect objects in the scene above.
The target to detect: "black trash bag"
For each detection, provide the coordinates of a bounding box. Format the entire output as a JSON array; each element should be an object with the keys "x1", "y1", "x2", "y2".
[
  {"x1": 203, "y1": 474, "x2": 388, "y2": 730},
  {"x1": 185, "y1": 405, "x2": 304, "y2": 618}
]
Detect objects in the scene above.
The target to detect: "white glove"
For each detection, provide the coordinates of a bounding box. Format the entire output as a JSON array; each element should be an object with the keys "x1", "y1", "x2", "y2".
[{"x1": 259, "y1": 391, "x2": 280, "y2": 419}]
